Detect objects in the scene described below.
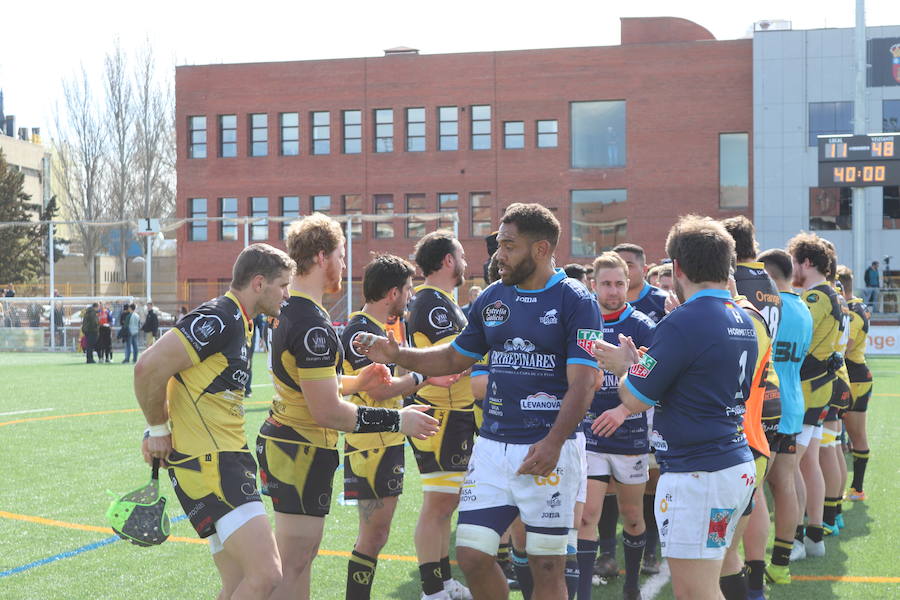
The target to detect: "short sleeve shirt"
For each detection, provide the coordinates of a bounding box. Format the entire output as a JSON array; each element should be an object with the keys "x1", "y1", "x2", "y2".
[
  {"x1": 799, "y1": 283, "x2": 843, "y2": 382},
  {"x1": 631, "y1": 282, "x2": 668, "y2": 324},
  {"x1": 773, "y1": 292, "x2": 813, "y2": 434}
]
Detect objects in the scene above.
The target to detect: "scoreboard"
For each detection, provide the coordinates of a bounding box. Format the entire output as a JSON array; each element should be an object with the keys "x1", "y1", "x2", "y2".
[{"x1": 817, "y1": 133, "x2": 900, "y2": 187}]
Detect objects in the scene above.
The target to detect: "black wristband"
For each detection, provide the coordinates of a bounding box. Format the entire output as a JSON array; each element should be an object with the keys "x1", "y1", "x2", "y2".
[{"x1": 354, "y1": 406, "x2": 401, "y2": 433}]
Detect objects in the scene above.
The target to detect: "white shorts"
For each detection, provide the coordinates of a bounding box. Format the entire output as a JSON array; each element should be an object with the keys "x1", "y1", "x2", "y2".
[
  {"x1": 797, "y1": 424, "x2": 823, "y2": 448},
  {"x1": 576, "y1": 431, "x2": 588, "y2": 504},
  {"x1": 459, "y1": 436, "x2": 582, "y2": 532},
  {"x1": 207, "y1": 501, "x2": 267, "y2": 554},
  {"x1": 586, "y1": 451, "x2": 650, "y2": 485},
  {"x1": 654, "y1": 461, "x2": 755, "y2": 560}
]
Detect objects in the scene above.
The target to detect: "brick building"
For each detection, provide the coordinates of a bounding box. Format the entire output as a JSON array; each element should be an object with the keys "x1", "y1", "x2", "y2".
[{"x1": 176, "y1": 16, "x2": 752, "y2": 314}]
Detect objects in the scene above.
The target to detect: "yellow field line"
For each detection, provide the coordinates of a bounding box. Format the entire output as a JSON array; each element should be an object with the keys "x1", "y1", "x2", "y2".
[{"x1": 0, "y1": 401, "x2": 272, "y2": 428}]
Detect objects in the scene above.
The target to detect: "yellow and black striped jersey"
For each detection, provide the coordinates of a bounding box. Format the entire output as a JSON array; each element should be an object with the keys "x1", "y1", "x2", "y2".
[
  {"x1": 846, "y1": 297, "x2": 872, "y2": 381},
  {"x1": 340, "y1": 311, "x2": 404, "y2": 452},
  {"x1": 263, "y1": 291, "x2": 342, "y2": 449},
  {"x1": 169, "y1": 291, "x2": 254, "y2": 456},
  {"x1": 407, "y1": 284, "x2": 474, "y2": 410},
  {"x1": 799, "y1": 283, "x2": 843, "y2": 382}
]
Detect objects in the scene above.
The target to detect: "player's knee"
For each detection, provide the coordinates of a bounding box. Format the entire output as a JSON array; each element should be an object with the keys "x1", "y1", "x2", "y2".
[
  {"x1": 359, "y1": 524, "x2": 391, "y2": 553},
  {"x1": 243, "y1": 562, "x2": 282, "y2": 595},
  {"x1": 424, "y1": 490, "x2": 460, "y2": 518},
  {"x1": 619, "y1": 505, "x2": 643, "y2": 533},
  {"x1": 456, "y1": 545, "x2": 496, "y2": 576}
]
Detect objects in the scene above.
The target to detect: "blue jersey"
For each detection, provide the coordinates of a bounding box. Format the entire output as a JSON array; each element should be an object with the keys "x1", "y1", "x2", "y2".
[
  {"x1": 624, "y1": 289, "x2": 756, "y2": 474},
  {"x1": 452, "y1": 269, "x2": 603, "y2": 444},
  {"x1": 772, "y1": 292, "x2": 813, "y2": 435},
  {"x1": 583, "y1": 305, "x2": 656, "y2": 455},
  {"x1": 631, "y1": 282, "x2": 668, "y2": 323}
]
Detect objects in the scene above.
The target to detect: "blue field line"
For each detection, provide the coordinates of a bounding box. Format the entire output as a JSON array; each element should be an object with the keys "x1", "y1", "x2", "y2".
[{"x1": 0, "y1": 515, "x2": 188, "y2": 578}]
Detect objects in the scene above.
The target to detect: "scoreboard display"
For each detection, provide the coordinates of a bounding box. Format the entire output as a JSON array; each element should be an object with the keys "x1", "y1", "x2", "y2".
[{"x1": 817, "y1": 133, "x2": 900, "y2": 187}]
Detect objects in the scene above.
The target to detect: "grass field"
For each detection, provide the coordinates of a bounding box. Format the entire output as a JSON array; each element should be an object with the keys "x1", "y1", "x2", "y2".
[{"x1": 1, "y1": 352, "x2": 898, "y2": 599}]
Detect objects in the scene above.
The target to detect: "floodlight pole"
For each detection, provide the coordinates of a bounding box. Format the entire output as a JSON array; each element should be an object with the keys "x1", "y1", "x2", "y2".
[
  {"x1": 49, "y1": 220, "x2": 55, "y2": 350},
  {"x1": 346, "y1": 217, "x2": 353, "y2": 320},
  {"x1": 147, "y1": 234, "x2": 153, "y2": 303},
  {"x1": 852, "y1": 0, "x2": 867, "y2": 289},
  {"x1": 244, "y1": 219, "x2": 250, "y2": 249}
]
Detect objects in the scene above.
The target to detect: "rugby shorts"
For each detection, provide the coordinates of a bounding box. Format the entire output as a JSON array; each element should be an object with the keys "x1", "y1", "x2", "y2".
[
  {"x1": 256, "y1": 433, "x2": 339, "y2": 517},
  {"x1": 408, "y1": 400, "x2": 476, "y2": 493},
  {"x1": 848, "y1": 381, "x2": 872, "y2": 413},
  {"x1": 829, "y1": 377, "x2": 851, "y2": 412},
  {"x1": 343, "y1": 443, "x2": 405, "y2": 501},
  {"x1": 586, "y1": 451, "x2": 650, "y2": 485},
  {"x1": 802, "y1": 375, "x2": 833, "y2": 412},
  {"x1": 167, "y1": 449, "x2": 260, "y2": 538},
  {"x1": 769, "y1": 433, "x2": 797, "y2": 455},
  {"x1": 575, "y1": 431, "x2": 587, "y2": 504},
  {"x1": 654, "y1": 460, "x2": 755, "y2": 560}
]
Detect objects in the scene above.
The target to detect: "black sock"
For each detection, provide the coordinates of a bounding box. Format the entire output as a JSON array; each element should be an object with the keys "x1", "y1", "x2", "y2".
[
  {"x1": 746, "y1": 560, "x2": 765, "y2": 591},
  {"x1": 576, "y1": 539, "x2": 598, "y2": 600},
  {"x1": 564, "y1": 548, "x2": 579, "y2": 600},
  {"x1": 440, "y1": 556, "x2": 451, "y2": 583},
  {"x1": 771, "y1": 537, "x2": 793, "y2": 567},
  {"x1": 851, "y1": 449, "x2": 870, "y2": 491},
  {"x1": 643, "y1": 494, "x2": 658, "y2": 558},
  {"x1": 622, "y1": 530, "x2": 646, "y2": 590},
  {"x1": 719, "y1": 568, "x2": 748, "y2": 600},
  {"x1": 795, "y1": 525, "x2": 805, "y2": 542},
  {"x1": 497, "y1": 542, "x2": 510, "y2": 563},
  {"x1": 512, "y1": 548, "x2": 533, "y2": 600},
  {"x1": 419, "y1": 561, "x2": 443, "y2": 596},
  {"x1": 823, "y1": 497, "x2": 840, "y2": 525},
  {"x1": 597, "y1": 494, "x2": 618, "y2": 556},
  {"x1": 836, "y1": 498, "x2": 843, "y2": 516},
  {"x1": 806, "y1": 525, "x2": 824, "y2": 543},
  {"x1": 346, "y1": 550, "x2": 378, "y2": 600}
]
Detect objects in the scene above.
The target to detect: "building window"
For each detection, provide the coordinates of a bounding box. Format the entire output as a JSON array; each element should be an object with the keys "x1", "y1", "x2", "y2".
[
  {"x1": 439, "y1": 106, "x2": 458, "y2": 151},
  {"x1": 719, "y1": 133, "x2": 749, "y2": 209},
  {"x1": 343, "y1": 194, "x2": 363, "y2": 239},
  {"x1": 250, "y1": 197, "x2": 269, "y2": 240},
  {"x1": 471, "y1": 105, "x2": 491, "y2": 150},
  {"x1": 280, "y1": 113, "x2": 299, "y2": 156},
  {"x1": 312, "y1": 195, "x2": 331, "y2": 213},
  {"x1": 571, "y1": 101, "x2": 626, "y2": 168},
  {"x1": 374, "y1": 109, "x2": 393, "y2": 153},
  {"x1": 407, "y1": 107, "x2": 426, "y2": 152},
  {"x1": 438, "y1": 193, "x2": 458, "y2": 230},
  {"x1": 312, "y1": 111, "x2": 330, "y2": 155},
  {"x1": 374, "y1": 194, "x2": 394, "y2": 239},
  {"x1": 249, "y1": 114, "x2": 268, "y2": 157},
  {"x1": 571, "y1": 189, "x2": 628, "y2": 257},
  {"x1": 884, "y1": 100, "x2": 900, "y2": 133},
  {"x1": 281, "y1": 196, "x2": 300, "y2": 239},
  {"x1": 219, "y1": 115, "x2": 237, "y2": 158},
  {"x1": 220, "y1": 197, "x2": 238, "y2": 241},
  {"x1": 809, "y1": 187, "x2": 852, "y2": 230},
  {"x1": 343, "y1": 110, "x2": 362, "y2": 154},
  {"x1": 188, "y1": 116, "x2": 207, "y2": 158},
  {"x1": 884, "y1": 186, "x2": 900, "y2": 229},
  {"x1": 808, "y1": 102, "x2": 853, "y2": 147},
  {"x1": 537, "y1": 119, "x2": 558, "y2": 148},
  {"x1": 470, "y1": 192, "x2": 492, "y2": 237},
  {"x1": 406, "y1": 193, "x2": 427, "y2": 238},
  {"x1": 504, "y1": 121, "x2": 524, "y2": 149},
  {"x1": 190, "y1": 198, "x2": 207, "y2": 241}
]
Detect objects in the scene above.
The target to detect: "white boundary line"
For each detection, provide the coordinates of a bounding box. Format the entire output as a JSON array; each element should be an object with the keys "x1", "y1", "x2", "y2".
[
  {"x1": 640, "y1": 558, "x2": 671, "y2": 600},
  {"x1": 0, "y1": 408, "x2": 54, "y2": 417}
]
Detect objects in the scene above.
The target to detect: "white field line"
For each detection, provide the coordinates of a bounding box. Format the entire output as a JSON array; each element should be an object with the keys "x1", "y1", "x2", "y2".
[
  {"x1": 640, "y1": 558, "x2": 671, "y2": 600},
  {"x1": 0, "y1": 408, "x2": 54, "y2": 417}
]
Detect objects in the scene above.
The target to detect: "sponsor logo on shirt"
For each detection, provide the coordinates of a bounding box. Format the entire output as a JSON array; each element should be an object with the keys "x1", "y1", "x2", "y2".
[
  {"x1": 706, "y1": 508, "x2": 735, "y2": 548},
  {"x1": 576, "y1": 329, "x2": 603, "y2": 355},
  {"x1": 547, "y1": 491, "x2": 562, "y2": 507},
  {"x1": 539, "y1": 309, "x2": 559, "y2": 325},
  {"x1": 304, "y1": 327, "x2": 330, "y2": 356},
  {"x1": 628, "y1": 353, "x2": 657, "y2": 378},
  {"x1": 727, "y1": 327, "x2": 755, "y2": 337},
  {"x1": 189, "y1": 313, "x2": 225, "y2": 347},
  {"x1": 515, "y1": 296, "x2": 538, "y2": 303},
  {"x1": 492, "y1": 338, "x2": 557, "y2": 371},
  {"x1": 349, "y1": 331, "x2": 368, "y2": 358},
  {"x1": 520, "y1": 392, "x2": 561, "y2": 410},
  {"x1": 649, "y1": 429, "x2": 668, "y2": 451},
  {"x1": 482, "y1": 300, "x2": 510, "y2": 327},
  {"x1": 428, "y1": 306, "x2": 453, "y2": 330},
  {"x1": 601, "y1": 371, "x2": 619, "y2": 389}
]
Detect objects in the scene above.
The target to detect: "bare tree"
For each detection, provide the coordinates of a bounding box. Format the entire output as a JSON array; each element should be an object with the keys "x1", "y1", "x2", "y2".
[{"x1": 53, "y1": 67, "x2": 108, "y2": 295}]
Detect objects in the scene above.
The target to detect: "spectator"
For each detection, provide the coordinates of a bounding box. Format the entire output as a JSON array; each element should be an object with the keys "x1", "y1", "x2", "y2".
[
  {"x1": 97, "y1": 302, "x2": 113, "y2": 363},
  {"x1": 864, "y1": 261, "x2": 880, "y2": 305},
  {"x1": 121, "y1": 304, "x2": 140, "y2": 363},
  {"x1": 460, "y1": 285, "x2": 483, "y2": 318},
  {"x1": 4, "y1": 284, "x2": 15, "y2": 297},
  {"x1": 27, "y1": 302, "x2": 41, "y2": 327},
  {"x1": 177, "y1": 305, "x2": 188, "y2": 323},
  {"x1": 142, "y1": 301, "x2": 160, "y2": 347},
  {"x1": 81, "y1": 302, "x2": 100, "y2": 364}
]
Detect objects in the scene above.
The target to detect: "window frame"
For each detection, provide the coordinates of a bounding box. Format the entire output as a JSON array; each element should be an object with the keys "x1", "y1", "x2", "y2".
[
  {"x1": 250, "y1": 196, "x2": 269, "y2": 241},
  {"x1": 188, "y1": 116, "x2": 207, "y2": 159},
  {"x1": 220, "y1": 197, "x2": 238, "y2": 241},
  {"x1": 281, "y1": 196, "x2": 300, "y2": 239},
  {"x1": 374, "y1": 109, "x2": 394, "y2": 153},
  {"x1": 471, "y1": 104, "x2": 491, "y2": 150},
  {"x1": 438, "y1": 106, "x2": 459, "y2": 151},
  {"x1": 343, "y1": 110, "x2": 362, "y2": 155},
  {"x1": 406, "y1": 107, "x2": 426, "y2": 152},
  {"x1": 470, "y1": 192, "x2": 492, "y2": 238},
  {"x1": 280, "y1": 112, "x2": 299, "y2": 156},
  {"x1": 504, "y1": 120, "x2": 525, "y2": 149},
  {"x1": 312, "y1": 111, "x2": 331, "y2": 155},
  {"x1": 536, "y1": 119, "x2": 558, "y2": 148},
  {"x1": 189, "y1": 198, "x2": 208, "y2": 241}
]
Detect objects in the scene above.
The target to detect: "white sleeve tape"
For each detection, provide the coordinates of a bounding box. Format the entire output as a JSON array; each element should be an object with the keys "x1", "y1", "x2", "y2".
[{"x1": 148, "y1": 423, "x2": 171, "y2": 437}]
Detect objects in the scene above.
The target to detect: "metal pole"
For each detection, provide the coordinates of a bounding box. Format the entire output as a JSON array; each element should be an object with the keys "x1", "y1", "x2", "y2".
[
  {"x1": 852, "y1": 0, "x2": 868, "y2": 290},
  {"x1": 147, "y1": 234, "x2": 153, "y2": 303},
  {"x1": 49, "y1": 221, "x2": 55, "y2": 350},
  {"x1": 244, "y1": 219, "x2": 250, "y2": 249},
  {"x1": 453, "y1": 215, "x2": 460, "y2": 303},
  {"x1": 346, "y1": 217, "x2": 353, "y2": 320}
]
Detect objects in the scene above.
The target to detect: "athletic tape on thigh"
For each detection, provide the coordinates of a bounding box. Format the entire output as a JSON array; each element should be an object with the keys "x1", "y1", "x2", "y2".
[
  {"x1": 525, "y1": 531, "x2": 568, "y2": 556},
  {"x1": 456, "y1": 524, "x2": 501, "y2": 556}
]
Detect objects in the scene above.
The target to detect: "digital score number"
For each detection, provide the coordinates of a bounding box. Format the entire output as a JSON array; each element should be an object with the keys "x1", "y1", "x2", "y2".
[{"x1": 818, "y1": 133, "x2": 900, "y2": 187}]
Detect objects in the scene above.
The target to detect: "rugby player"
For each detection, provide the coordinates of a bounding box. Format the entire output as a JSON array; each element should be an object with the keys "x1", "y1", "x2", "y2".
[
  {"x1": 137, "y1": 243, "x2": 295, "y2": 600},
  {"x1": 656, "y1": 264, "x2": 673, "y2": 292},
  {"x1": 257, "y1": 214, "x2": 438, "y2": 600},
  {"x1": 358, "y1": 203, "x2": 602, "y2": 600},
  {"x1": 341, "y1": 254, "x2": 458, "y2": 600},
  {"x1": 597, "y1": 216, "x2": 757, "y2": 600},
  {"x1": 758, "y1": 249, "x2": 812, "y2": 585},
  {"x1": 580, "y1": 251, "x2": 655, "y2": 600},
  {"x1": 406, "y1": 230, "x2": 476, "y2": 600},
  {"x1": 786, "y1": 232, "x2": 842, "y2": 559},
  {"x1": 836, "y1": 266, "x2": 873, "y2": 502}
]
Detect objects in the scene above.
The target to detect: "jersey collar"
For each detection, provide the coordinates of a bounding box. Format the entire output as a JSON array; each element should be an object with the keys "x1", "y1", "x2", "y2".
[
  {"x1": 635, "y1": 281, "x2": 655, "y2": 301},
  {"x1": 602, "y1": 303, "x2": 634, "y2": 325},
  {"x1": 290, "y1": 290, "x2": 329, "y2": 315},
  {"x1": 225, "y1": 291, "x2": 253, "y2": 338},
  {"x1": 415, "y1": 284, "x2": 457, "y2": 305},
  {"x1": 737, "y1": 261, "x2": 765, "y2": 269},
  {"x1": 515, "y1": 268, "x2": 566, "y2": 294},
  {"x1": 684, "y1": 288, "x2": 731, "y2": 304},
  {"x1": 349, "y1": 310, "x2": 387, "y2": 330}
]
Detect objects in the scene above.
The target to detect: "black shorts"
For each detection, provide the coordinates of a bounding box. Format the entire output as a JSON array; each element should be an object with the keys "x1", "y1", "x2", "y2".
[
  {"x1": 257, "y1": 431, "x2": 340, "y2": 517},
  {"x1": 848, "y1": 381, "x2": 873, "y2": 413},
  {"x1": 408, "y1": 399, "x2": 476, "y2": 476},
  {"x1": 167, "y1": 449, "x2": 260, "y2": 539},
  {"x1": 770, "y1": 433, "x2": 797, "y2": 455},
  {"x1": 824, "y1": 406, "x2": 840, "y2": 423},
  {"x1": 344, "y1": 443, "x2": 405, "y2": 501},
  {"x1": 762, "y1": 419, "x2": 780, "y2": 449},
  {"x1": 829, "y1": 378, "x2": 851, "y2": 411},
  {"x1": 802, "y1": 405, "x2": 829, "y2": 427}
]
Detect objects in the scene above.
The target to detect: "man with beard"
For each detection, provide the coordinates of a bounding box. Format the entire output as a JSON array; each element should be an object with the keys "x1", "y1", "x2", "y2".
[
  {"x1": 341, "y1": 254, "x2": 459, "y2": 600},
  {"x1": 137, "y1": 243, "x2": 295, "y2": 600},
  {"x1": 406, "y1": 230, "x2": 476, "y2": 600},
  {"x1": 579, "y1": 251, "x2": 655, "y2": 600},
  {"x1": 257, "y1": 214, "x2": 439, "y2": 600},
  {"x1": 596, "y1": 216, "x2": 757, "y2": 600},
  {"x1": 356, "y1": 203, "x2": 602, "y2": 600}
]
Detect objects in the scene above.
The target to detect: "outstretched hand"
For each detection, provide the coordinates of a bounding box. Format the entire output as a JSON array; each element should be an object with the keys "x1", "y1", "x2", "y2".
[
  {"x1": 593, "y1": 334, "x2": 639, "y2": 378},
  {"x1": 353, "y1": 331, "x2": 401, "y2": 365},
  {"x1": 355, "y1": 362, "x2": 392, "y2": 392},
  {"x1": 399, "y1": 404, "x2": 440, "y2": 439}
]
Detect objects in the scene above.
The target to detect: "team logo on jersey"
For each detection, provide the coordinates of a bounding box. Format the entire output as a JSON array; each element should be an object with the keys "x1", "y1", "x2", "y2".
[
  {"x1": 483, "y1": 300, "x2": 510, "y2": 327},
  {"x1": 806, "y1": 293, "x2": 818, "y2": 303},
  {"x1": 576, "y1": 329, "x2": 603, "y2": 356},
  {"x1": 521, "y1": 392, "x2": 561, "y2": 410},
  {"x1": 428, "y1": 306, "x2": 453, "y2": 330},
  {"x1": 349, "y1": 331, "x2": 369, "y2": 358},
  {"x1": 189, "y1": 314, "x2": 225, "y2": 346},
  {"x1": 539, "y1": 309, "x2": 558, "y2": 325},
  {"x1": 628, "y1": 353, "x2": 657, "y2": 378},
  {"x1": 304, "y1": 327, "x2": 330, "y2": 356},
  {"x1": 706, "y1": 508, "x2": 735, "y2": 548},
  {"x1": 503, "y1": 337, "x2": 536, "y2": 352}
]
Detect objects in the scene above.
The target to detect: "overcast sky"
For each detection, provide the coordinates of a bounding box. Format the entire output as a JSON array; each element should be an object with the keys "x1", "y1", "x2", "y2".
[{"x1": 1, "y1": 0, "x2": 898, "y2": 133}]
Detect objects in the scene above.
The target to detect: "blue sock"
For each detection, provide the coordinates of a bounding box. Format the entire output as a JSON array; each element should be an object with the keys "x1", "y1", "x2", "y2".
[{"x1": 576, "y1": 539, "x2": 599, "y2": 600}]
